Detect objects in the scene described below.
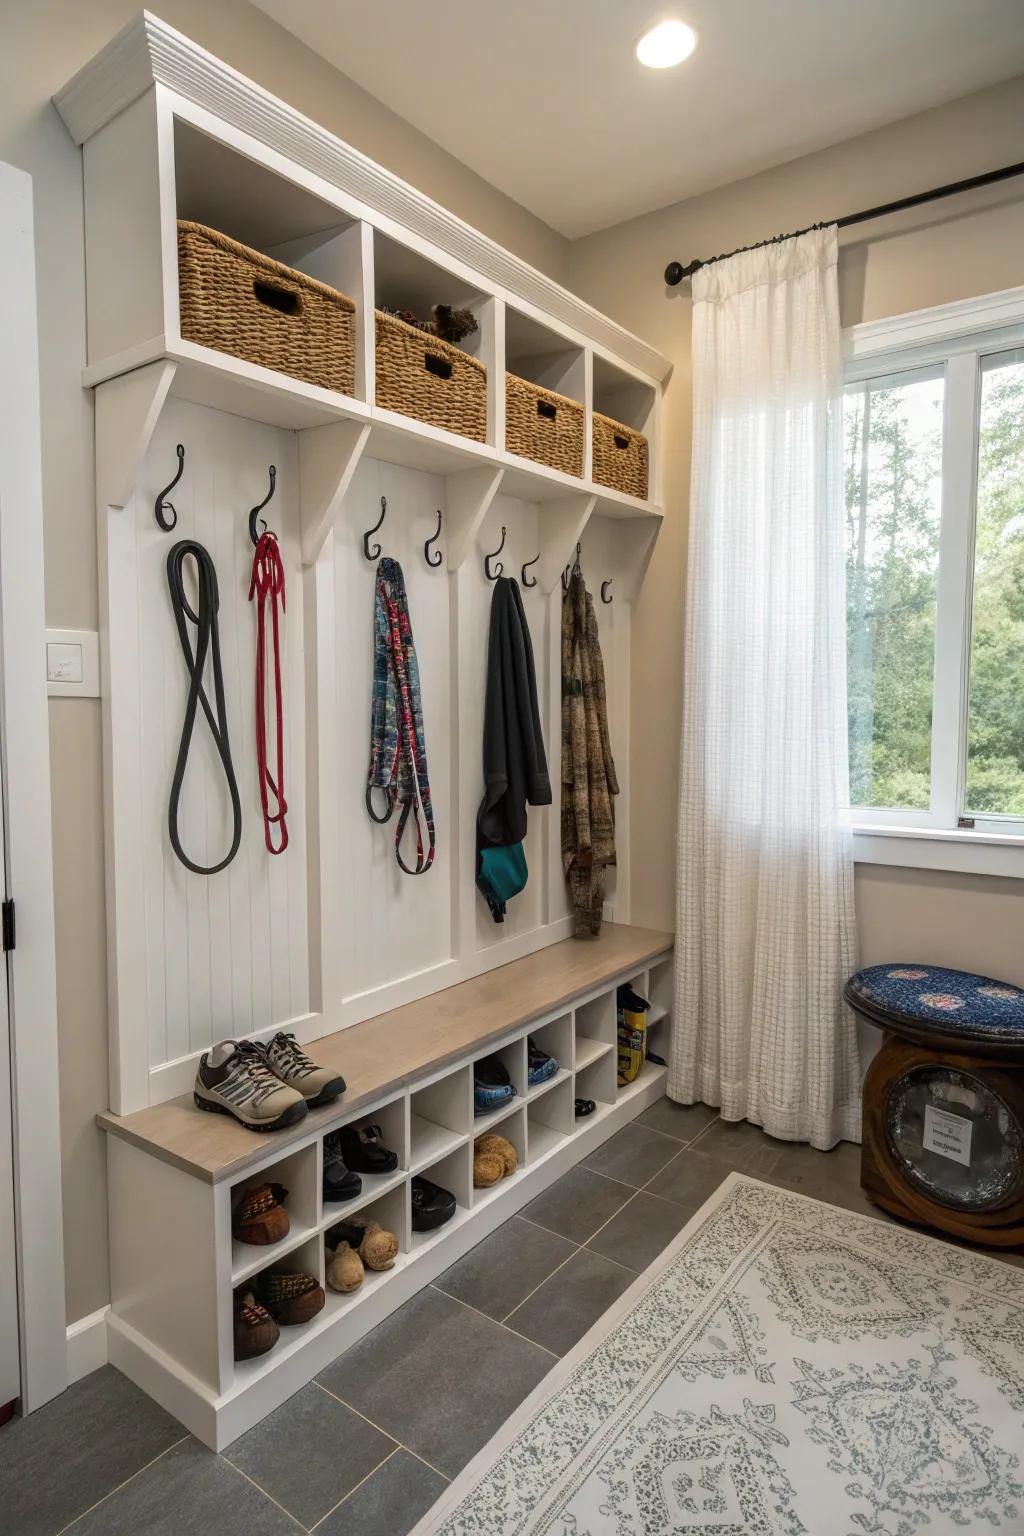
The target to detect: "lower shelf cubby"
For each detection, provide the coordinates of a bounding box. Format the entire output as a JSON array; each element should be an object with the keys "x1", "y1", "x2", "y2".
[
  {"x1": 648, "y1": 956, "x2": 673, "y2": 1020},
  {"x1": 527, "y1": 1078, "x2": 574, "y2": 1163},
  {"x1": 230, "y1": 1142, "x2": 319, "y2": 1284},
  {"x1": 322, "y1": 1183, "x2": 408, "y2": 1314},
  {"x1": 472, "y1": 1105, "x2": 527, "y2": 1210},
  {"x1": 617, "y1": 1056, "x2": 668, "y2": 1105},
  {"x1": 575, "y1": 1044, "x2": 618, "y2": 1108},
  {"x1": 410, "y1": 1144, "x2": 473, "y2": 1254},
  {"x1": 473, "y1": 1036, "x2": 527, "y2": 1132},
  {"x1": 410, "y1": 1066, "x2": 472, "y2": 1174},
  {"x1": 526, "y1": 1013, "x2": 573, "y2": 1099},
  {"x1": 233, "y1": 1232, "x2": 325, "y2": 1386}
]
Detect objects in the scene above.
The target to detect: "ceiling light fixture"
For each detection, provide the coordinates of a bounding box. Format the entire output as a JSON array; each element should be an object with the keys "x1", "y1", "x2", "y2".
[{"x1": 635, "y1": 18, "x2": 697, "y2": 69}]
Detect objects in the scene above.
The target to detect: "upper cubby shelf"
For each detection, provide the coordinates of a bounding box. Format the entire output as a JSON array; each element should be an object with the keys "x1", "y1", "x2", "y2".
[{"x1": 58, "y1": 12, "x2": 670, "y2": 515}]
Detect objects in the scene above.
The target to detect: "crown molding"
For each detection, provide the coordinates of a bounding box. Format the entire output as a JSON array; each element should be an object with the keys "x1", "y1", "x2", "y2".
[
  {"x1": 54, "y1": 12, "x2": 672, "y2": 384},
  {"x1": 844, "y1": 284, "x2": 1024, "y2": 365}
]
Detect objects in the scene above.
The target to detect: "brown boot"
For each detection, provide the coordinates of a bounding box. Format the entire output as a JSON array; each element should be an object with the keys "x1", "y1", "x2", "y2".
[
  {"x1": 253, "y1": 1270, "x2": 325, "y2": 1326},
  {"x1": 232, "y1": 1182, "x2": 290, "y2": 1245},
  {"x1": 234, "y1": 1290, "x2": 279, "y2": 1360}
]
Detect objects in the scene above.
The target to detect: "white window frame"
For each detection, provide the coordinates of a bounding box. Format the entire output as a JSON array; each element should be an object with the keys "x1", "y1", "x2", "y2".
[{"x1": 843, "y1": 285, "x2": 1024, "y2": 879}]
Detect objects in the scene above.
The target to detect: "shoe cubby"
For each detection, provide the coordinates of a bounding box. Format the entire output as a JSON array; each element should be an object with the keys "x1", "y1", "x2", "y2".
[
  {"x1": 410, "y1": 1144, "x2": 473, "y2": 1255},
  {"x1": 230, "y1": 1143, "x2": 320, "y2": 1285},
  {"x1": 471, "y1": 1104, "x2": 528, "y2": 1210},
  {"x1": 575, "y1": 1049, "x2": 618, "y2": 1113},
  {"x1": 527, "y1": 1013, "x2": 573, "y2": 1100},
  {"x1": 233, "y1": 1232, "x2": 325, "y2": 1387},
  {"x1": 648, "y1": 957, "x2": 672, "y2": 1027},
  {"x1": 527, "y1": 1078, "x2": 574, "y2": 1162},
  {"x1": 322, "y1": 1183, "x2": 407, "y2": 1319},
  {"x1": 410, "y1": 1067, "x2": 472, "y2": 1174},
  {"x1": 575, "y1": 987, "x2": 617, "y2": 1060},
  {"x1": 473, "y1": 1036, "x2": 528, "y2": 1133},
  {"x1": 321, "y1": 1094, "x2": 408, "y2": 1221}
]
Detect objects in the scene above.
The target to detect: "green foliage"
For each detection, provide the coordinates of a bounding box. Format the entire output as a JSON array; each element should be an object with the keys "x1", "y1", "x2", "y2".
[{"x1": 845, "y1": 357, "x2": 1024, "y2": 817}]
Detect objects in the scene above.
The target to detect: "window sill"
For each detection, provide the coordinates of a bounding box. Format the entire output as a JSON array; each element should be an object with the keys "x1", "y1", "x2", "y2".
[{"x1": 853, "y1": 824, "x2": 1024, "y2": 879}]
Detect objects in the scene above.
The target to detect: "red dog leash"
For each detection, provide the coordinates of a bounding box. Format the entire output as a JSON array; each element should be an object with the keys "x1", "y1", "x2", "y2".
[{"x1": 249, "y1": 530, "x2": 288, "y2": 854}]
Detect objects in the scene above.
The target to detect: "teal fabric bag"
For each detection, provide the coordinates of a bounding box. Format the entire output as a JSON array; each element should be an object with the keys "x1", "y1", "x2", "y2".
[{"x1": 477, "y1": 842, "x2": 528, "y2": 923}]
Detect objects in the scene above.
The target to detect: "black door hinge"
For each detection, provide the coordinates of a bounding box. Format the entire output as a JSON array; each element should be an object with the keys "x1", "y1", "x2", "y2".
[{"x1": 2, "y1": 899, "x2": 15, "y2": 953}]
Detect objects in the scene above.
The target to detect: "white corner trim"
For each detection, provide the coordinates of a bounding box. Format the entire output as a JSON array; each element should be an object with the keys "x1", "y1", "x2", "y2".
[
  {"x1": 845, "y1": 284, "x2": 1024, "y2": 363},
  {"x1": 854, "y1": 825, "x2": 1024, "y2": 879},
  {"x1": 66, "y1": 1306, "x2": 110, "y2": 1385},
  {"x1": 53, "y1": 13, "x2": 671, "y2": 385}
]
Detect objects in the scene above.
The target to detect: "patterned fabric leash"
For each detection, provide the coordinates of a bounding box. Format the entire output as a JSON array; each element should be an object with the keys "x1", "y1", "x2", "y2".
[
  {"x1": 365, "y1": 556, "x2": 435, "y2": 874},
  {"x1": 248, "y1": 529, "x2": 288, "y2": 854}
]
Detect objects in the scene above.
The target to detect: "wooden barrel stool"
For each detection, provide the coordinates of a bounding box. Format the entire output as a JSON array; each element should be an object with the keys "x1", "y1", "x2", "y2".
[{"x1": 846, "y1": 963, "x2": 1024, "y2": 1249}]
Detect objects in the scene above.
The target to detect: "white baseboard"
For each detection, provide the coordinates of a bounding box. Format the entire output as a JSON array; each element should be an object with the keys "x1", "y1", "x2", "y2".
[{"x1": 66, "y1": 1305, "x2": 109, "y2": 1384}]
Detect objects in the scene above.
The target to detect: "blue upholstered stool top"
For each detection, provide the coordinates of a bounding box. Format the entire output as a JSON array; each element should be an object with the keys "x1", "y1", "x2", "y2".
[{"x1": 845, "y1": 963, "x2": 1024, "y2": 1055}]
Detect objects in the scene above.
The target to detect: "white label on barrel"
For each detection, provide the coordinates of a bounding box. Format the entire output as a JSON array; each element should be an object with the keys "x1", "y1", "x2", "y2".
[{"x1": 923, "y1": 1104, "x2": 972, "y2": 1166}]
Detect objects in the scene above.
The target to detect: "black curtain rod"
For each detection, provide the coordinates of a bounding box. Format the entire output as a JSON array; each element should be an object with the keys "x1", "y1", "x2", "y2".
[{"x1": 663, "y1": 160, "x2": 1024, "y2": 286}]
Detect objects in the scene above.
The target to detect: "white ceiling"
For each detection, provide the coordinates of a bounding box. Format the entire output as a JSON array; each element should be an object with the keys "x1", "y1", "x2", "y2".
[{"x1": 252, "y1": 0, "x2": 1024, "y2": 239}]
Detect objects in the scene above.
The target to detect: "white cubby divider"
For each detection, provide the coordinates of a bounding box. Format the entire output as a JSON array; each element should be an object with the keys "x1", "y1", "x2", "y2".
[{"x1": 103, "y1": 942, "x2": 672, "y2": 1450}]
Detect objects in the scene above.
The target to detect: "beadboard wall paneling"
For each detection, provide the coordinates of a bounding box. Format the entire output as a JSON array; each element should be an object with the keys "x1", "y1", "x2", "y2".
[
  {"x1": 136, "y1": 399, "x2": 310, "y2": 1071},
  {"x1": 332, "y1": 454, "x2": 453, "y2": 1003}
]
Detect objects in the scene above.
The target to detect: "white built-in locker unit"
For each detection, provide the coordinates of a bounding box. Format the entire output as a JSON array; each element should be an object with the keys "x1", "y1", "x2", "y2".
[{"x1": 55, "y1": 13, "x2": 674, "y2": 1445}]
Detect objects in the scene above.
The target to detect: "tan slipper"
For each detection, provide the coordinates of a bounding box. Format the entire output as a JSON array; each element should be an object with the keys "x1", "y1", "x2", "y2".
[
  {"x1": 473, "y1": 1148, "x2": 504, "y2": 1187},
  {"x1": 326, "y1": 1240, "x2": 364, "y2": 1294},
  {"x1": 475, "y1": 1133, "x2": 518, "y2": 1177}
]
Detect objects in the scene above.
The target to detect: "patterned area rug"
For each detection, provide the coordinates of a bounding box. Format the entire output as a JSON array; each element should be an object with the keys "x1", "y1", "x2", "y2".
[{"x1": 412, "y1": 1173, "x2": 1024, "y2": 1535}]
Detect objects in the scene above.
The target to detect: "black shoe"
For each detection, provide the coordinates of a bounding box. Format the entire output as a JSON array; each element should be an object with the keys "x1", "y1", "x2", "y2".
[
  {"x1": 323, "y1": 1142, "x2": 362, "y2": 1202},
  {"x1": 575, "y1": 1098, "x2": 596, "y2": 1118},
  {"x1": 331, "y1": 1123, "x2": 399, "y2": 1175},
  {"x1": 411, "y1": 1176, "x2": 457, "y2": 1232},
  {"x1": 475, "y1": 1054, "x2": 511, "y2": 1089}
]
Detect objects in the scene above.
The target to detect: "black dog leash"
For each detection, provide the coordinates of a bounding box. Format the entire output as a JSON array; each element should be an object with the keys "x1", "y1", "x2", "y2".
[{"x1": 166, "y1": 540, "x2": 242, "y2": 874}]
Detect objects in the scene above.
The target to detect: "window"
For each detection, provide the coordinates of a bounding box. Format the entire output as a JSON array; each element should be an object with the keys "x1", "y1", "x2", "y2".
[{"x1": 843, "y1": 291, "x2": 1024, "y2": 871}]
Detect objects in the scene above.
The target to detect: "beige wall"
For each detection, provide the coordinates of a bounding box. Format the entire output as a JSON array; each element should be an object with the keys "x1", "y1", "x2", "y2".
[
  {"x1": 567, "y1": 74, "x2": 1024, "y2": 979},
  {"x1": 0, "y1": 0, "x2": 568, "y2": 1326}
]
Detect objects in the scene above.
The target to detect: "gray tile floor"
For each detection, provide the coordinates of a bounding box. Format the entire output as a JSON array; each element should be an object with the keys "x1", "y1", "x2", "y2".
[{"x1": 5, "y1": 1099, "x2": 1022, "y2": 1535}]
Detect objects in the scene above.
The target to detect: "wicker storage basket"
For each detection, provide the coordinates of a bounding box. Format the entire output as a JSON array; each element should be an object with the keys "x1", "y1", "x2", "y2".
[
  {"x1": 177, "y1": 220, "x2": 356, "y2": 396},
  {"x1": 505, "y1": 374, "x2": 584, "y2": 477},
  {"x1": 375, "y1": 310, "x2": 487, "y2": 441},
  {"x1": 592, "y1": 411, "x2": 650, "y2": 500}
]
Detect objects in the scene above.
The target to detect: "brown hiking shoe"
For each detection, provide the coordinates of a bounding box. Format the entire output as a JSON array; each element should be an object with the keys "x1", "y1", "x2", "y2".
[
  {"x1": 234, "y1": 1291, "x2": 279, "y2": 1360},
  {"x1": 232, "y1": 1182, "x2": 290, "y2": 1245},
  {"x1": 253, "y1": 1270, "x2": 325, "y2": 1326}
]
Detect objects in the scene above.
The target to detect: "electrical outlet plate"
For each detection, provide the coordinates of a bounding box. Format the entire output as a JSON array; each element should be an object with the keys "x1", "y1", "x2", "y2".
[{"x1": 46, "y1": 628, "x2": 100, "y2": 697}]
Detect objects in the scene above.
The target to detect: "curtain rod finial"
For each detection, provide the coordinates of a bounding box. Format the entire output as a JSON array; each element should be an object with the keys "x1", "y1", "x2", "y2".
[{"x1": 665, "y1": 258, "x2": 702, "y2": 286}]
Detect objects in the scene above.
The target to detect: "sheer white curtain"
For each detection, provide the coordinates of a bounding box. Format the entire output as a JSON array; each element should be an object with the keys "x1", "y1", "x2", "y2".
[{"x1": 669, "y1": 226, "x2": 860, "y2": 1150}]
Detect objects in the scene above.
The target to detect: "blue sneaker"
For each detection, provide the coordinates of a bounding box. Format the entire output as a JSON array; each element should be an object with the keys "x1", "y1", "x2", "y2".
[
  {"x1": 527, "y1": 1038, "x2": 558, "y2": 1087},
  {"x1": 474, "y1": 1054, "x2": 516, "y2": 1116}
]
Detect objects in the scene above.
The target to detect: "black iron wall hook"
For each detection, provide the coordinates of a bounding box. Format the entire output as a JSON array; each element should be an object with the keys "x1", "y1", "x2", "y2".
[
  {"x1": 521, "y1": 552, "x2": 539, "y2": 588},
  {"x1": 248, "y1": 465, "x2": 277, "y2": 547},
  {"x1": 155, "y1": 443, "x2": 185, "y2": 532},
  {"x1": 601, "y1": 579, "x2": 613, "y2": 604},
  {"x1": 364, "y1": 495, "x2": 387, "y2": 561},
  {"x1": 424, "y1": 509, "x2": 443, "y2": 568},
  {"x1": 484, "y1": 525, "x2": 507, "y2": 581},
  {"x1": 562, "y1": 542, "x2": 583, "y2": 592}
]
